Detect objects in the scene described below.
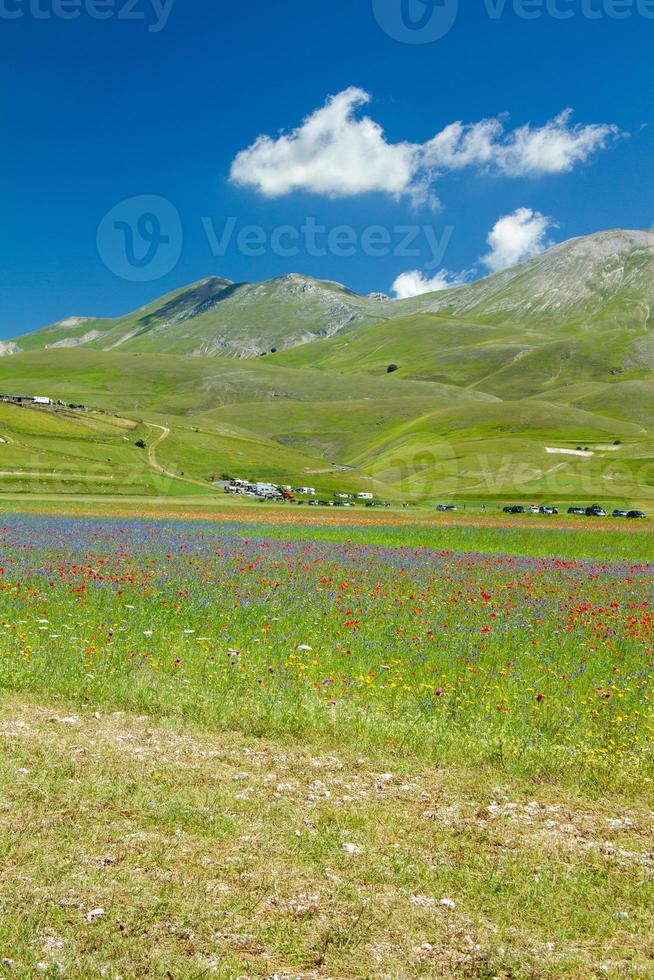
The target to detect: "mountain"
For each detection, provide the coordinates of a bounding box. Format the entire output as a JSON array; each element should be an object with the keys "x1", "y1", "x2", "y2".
[
  {"x1": 9, "y1": 274, "x2": 396, "y2": 359},
  {"x1": 276, "y1": 230, "x2": 654, "y2": 398},
  {"x1": 2, "y1": 228, "x2": 654, "y2": 508},
  {"x1": 7, "y1": 230, "x2": 654, "y2": 361},
  {"x1": 404, "y1": 230, "x2": 654, "y2": 330}
]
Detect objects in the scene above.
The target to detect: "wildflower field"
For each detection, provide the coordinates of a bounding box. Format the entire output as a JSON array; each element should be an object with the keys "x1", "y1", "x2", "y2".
[
  {"x1": 1, "y1": 513, "x2": 651, "y2": 789},
  {"x1": 1, "y1": 512, "x2": 653, "y2": 977}
]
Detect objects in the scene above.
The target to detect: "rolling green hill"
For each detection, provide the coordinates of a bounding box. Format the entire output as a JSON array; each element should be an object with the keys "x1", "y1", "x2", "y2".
[
  {"x1": 8, "y1": 275, "x2": 398, "y2": 359},
  {"x1": 2, "y1": 229, "x2": 654, "y2": 507}
]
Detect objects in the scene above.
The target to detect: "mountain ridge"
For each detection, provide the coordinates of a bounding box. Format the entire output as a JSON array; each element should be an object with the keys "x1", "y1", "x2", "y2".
[
  {"x1": 2, "y1": 229, "x2": 654, "y2": 506},
  {"x1": 407, "y1": 229, "x2": 654, "y2": 328},
  {"x1": 5, "y1": 228, "x2": 653, "y2": 360}
]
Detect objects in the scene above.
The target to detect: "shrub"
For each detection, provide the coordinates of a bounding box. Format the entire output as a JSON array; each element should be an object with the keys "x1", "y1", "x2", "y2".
[{"x1": 387, "y1": 364, "x2": 399, "y2": 374}]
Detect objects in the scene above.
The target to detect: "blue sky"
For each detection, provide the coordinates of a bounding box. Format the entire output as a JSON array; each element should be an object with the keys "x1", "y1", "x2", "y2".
[{"x1": 1, "y1": 0, "x2": 652, "y2": 336}]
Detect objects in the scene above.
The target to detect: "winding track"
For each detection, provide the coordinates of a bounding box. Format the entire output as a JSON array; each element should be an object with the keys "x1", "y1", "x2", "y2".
[{"x1": 145, "y1": 422, "x2": 221, "y2": 493}]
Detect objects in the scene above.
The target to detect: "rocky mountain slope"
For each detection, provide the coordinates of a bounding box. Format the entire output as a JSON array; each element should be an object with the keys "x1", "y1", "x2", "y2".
[
  {"x1": 9, "y1": 275, "x2": 395, "y2": 359},
  {"x1": 407, "y1": 230, "x2": 654, "y2": 329},
  {"x1": 6, "y1": 230, "x2": 654, "y2": 359}
]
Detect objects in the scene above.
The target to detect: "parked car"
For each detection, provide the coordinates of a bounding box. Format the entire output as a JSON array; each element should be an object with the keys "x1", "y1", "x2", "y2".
[
  {"x1": 503, "y1": 505, "x2": 525, "y2": 514},
  {"x1": 612, "y1": 509, "x2": 628, "y2": 518},
  {"x1": 436, "y1": 504, "x2": 457, "y2": 512},
  {"x1": 528, "y1": 505, "x2": 539, "y2": 514},
  {"x1": 568, "y1": 507, "x2": 586, "y2": 516},
  {"x1": 539, "y1": 506, "x2": 556, "y2": 515},
  {"x1": 627, "y1": 510, "x2": 646, "y2": 519},
  {"x1": 586, "y1": 505, "x2": 607, "y2": 517}
]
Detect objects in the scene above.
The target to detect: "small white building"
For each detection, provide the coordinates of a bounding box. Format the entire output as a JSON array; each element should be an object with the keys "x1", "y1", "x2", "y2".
[
  {"x1": 33, "y1": 396, "x2": 52, "y2": 406},
  {"x1": 356, "y1": 492, "x2": 374, "y2": 501}
]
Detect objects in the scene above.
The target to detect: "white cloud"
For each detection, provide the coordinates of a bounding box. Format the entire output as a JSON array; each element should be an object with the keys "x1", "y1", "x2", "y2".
[
  {"x1": 391, "y1": 269, "x2": 468, "y2": 299},
  {"x1": 230, "y1": 87, "x2": 415, "y2": 200},
  {"x1": 231, "y1": 89, "x2": 622, "y2": 205},
  {"x1": 494, "y1": 111, "x2": 621, "y2": 175},
  {"x1": 420, "y1": 110, "x2": 620, "y2": 177},
  {"x1": 481, "y1": 208, "x2": 557, "y2": 273}
]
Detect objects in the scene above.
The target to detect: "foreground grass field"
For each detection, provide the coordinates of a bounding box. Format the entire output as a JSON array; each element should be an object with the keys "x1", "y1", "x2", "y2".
[
  {"x1": 1, "y1": 697, "x2": 652, "y2": 978},
  {"x1": 0, "y1": 512, "x2": 651, "y2": 976}
]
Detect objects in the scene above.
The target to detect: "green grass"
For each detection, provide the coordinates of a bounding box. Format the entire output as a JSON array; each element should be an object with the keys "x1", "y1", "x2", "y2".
[
  {"x1": 273, "y1": 310, "x2": 653, "y2": 399},
  {"x1": 0, "y1": 494, "x2": 651, "y2": 561},
  {"x1": 238, "y1": 516, "x2": 654, "y2": 562},
  {"x1": 0, "y1": 509, "x2": 652, "y2": 976},
  {"x1": 0, "y1": 401, "x2": 193, "y2": 497},
  {"x1": 1, "y1": 697, "x2": 651, "y2": 978},
  {"x1": 2, "y1": 233, "x2": 653, "y2": 973},
  {"x1": 1, "y1": 331, "x2": 654, "y2": 507},
  {"x1": 0, "y1": 512, "x2": 650, "y2": 786}
]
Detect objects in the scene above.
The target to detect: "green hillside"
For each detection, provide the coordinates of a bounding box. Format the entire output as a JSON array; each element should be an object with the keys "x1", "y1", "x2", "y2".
[
  {"x1": 2, "y1": 229, "x2": 654, "y2": 508},
  {"x1": 0, "y1": 350, "x2": 488, "y2": 500},
  {"x1": 398, "y1": 229, "x2": 654, "y2": 330},
  {"x1": 9, "y1": 229, "x2": 653, "y2": 363},
  {"x1": 10, "y1": 275, "x2": 397, "y2": 359}
]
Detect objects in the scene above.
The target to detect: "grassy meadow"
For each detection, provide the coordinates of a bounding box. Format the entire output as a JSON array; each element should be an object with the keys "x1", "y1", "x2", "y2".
[
  {"x1": 0, "y1": 324, "x2": 653, "y2": 974},
  {"x1": 0, "y1": 508, "x2": 652, "y2": 975},
  {"x1": 2, "y1": 346, "x2": 654, "y2": 508}
]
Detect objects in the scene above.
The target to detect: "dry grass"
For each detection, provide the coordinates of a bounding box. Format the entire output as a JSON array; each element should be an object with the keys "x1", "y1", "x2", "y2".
[{"x1": 0, "y1": 696, "x2": 652, "y2": 979}]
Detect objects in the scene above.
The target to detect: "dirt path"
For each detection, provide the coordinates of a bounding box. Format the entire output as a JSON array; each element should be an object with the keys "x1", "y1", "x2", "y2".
[
  {"x1": 145, "y1": 422, "x2": 172, "y2": 476},
  {"x1": 145, "y1": 422, "x2": 220, "y2": 493}
]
